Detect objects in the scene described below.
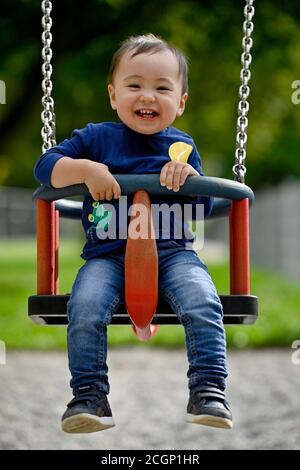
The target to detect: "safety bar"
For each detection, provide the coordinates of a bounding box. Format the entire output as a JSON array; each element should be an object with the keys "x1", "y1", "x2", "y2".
[{"x1": 33, "y1": 175, "x2": 254, "y2": 219}]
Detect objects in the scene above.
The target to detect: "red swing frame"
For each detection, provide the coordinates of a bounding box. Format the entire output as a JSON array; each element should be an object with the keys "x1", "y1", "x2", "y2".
[{"x1": 35, "y1": 196, "x2": 250, "y2": 340}]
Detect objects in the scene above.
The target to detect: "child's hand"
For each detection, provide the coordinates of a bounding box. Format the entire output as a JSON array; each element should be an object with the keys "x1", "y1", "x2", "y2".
[
  {"x1": 160, "y1": 162, "x2": 199, "y2": 192},
  {"x1": 84, "y1": 161, "x2": 121, "y2": 201}
]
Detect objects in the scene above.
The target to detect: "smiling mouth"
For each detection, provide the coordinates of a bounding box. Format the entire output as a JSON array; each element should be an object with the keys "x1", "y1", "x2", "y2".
[{"x1": 135, "y1": 109, "x2": 159, "y2": 119}]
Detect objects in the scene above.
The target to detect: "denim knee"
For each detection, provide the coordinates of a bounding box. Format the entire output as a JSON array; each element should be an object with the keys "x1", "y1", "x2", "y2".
[{"x1": 67, "y1": 291, "x2": 120, "y2": 328}]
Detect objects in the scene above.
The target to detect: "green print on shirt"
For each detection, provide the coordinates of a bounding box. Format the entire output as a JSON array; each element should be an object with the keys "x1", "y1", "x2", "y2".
[{"x1": 88, "y1": 201, "x2": 112, "y2": 232}]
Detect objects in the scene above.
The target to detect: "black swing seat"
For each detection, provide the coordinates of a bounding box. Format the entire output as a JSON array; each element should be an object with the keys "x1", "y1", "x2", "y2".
[{"x1": 28, "y1": 294, "x2": 258, "y2": 326}]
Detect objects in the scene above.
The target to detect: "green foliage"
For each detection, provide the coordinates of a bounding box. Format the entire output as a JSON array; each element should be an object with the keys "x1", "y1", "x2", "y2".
[
  {"x1": 1, "y1": 238, "x2": 300, "y2": 350},
  {"x1": 0, "y1": 0, "x2": 300, "y2": 189}
]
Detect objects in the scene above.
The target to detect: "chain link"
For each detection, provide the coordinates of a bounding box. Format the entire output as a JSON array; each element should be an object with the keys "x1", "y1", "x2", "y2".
[
  {"x1": 41, "y1": 0, "x2": 56, "y2": 152},
  {"x1": 233, "y1": 0, "x2": 255, "y2": 183}
]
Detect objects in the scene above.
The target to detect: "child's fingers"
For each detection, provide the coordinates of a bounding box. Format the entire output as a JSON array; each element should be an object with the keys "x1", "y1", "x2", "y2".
[
  {"x1": 165, "y1": 165, "x2": 175, "y2": 190},
  {"x1": 91, "y1": 193, "x2": 99, "y2": 202},
  {"x1": 113, "y1": 182, "x2": 121, "y2": 199},
  {"x1": 160, "y1": 164, "x2": 169, "y2": 186},
  {"x1": 160, "y1": 163, "x2": 194, "y2": 191},
  {"x1": 105, "y1": 188, "x2": 114, "y2": 201},
  {"x1": 172, "y1": 166, "x2": 184, "y2": 191},
  {"x1": 88, "y1": 186, "x2": 100, "y2": 201},
  {"x1": 179, "y1": 166, "x2": 191, "y2": 186}
]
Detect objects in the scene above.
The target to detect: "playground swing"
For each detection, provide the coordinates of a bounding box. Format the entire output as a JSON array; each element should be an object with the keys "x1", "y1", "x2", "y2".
[{"x1": 28, "y1": 0, "x2": 258, "y2": 341}]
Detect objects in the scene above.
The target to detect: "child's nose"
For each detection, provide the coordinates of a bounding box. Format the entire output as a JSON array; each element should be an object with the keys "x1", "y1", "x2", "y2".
[{"x1": 139, "y1": 93, "x2": 155, "y2": 103}]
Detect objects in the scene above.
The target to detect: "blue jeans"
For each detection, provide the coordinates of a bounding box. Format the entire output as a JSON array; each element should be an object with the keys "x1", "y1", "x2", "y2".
[{"x1": 67, "y1": 241, "x2": 228, "y2": 394}]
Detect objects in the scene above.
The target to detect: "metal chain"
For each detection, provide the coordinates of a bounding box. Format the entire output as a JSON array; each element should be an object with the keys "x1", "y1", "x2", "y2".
[
  {"x1": 41, "y1": 0, "x2": 56, "y2": 152},
  {"x1": 233, "y1": 0, "x2": 255, "y2": 183}
]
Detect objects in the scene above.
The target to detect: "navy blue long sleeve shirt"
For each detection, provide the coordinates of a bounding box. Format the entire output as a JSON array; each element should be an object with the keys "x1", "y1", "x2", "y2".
[{"x1": 34, "y1": 122, "x2": 213, "y2": 259}]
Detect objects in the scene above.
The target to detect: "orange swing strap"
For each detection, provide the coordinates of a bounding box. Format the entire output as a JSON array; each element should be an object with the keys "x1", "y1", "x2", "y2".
[{"x1": 125, "y1": 190, "x2": 158, "y2": 340}]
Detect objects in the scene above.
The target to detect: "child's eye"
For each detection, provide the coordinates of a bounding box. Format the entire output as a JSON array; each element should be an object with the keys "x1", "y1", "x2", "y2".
[
  {"x1": 128, "y1": 84, "x2": 140, "y2": 88},
  {"x1": 157, "y1": 86, "x2": 171, "y2": 91}
]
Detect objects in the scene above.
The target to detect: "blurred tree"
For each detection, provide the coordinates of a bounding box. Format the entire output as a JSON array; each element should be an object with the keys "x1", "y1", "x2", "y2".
[{"x1": 0, "y1": 0, "x2": 300, "y2": 189}]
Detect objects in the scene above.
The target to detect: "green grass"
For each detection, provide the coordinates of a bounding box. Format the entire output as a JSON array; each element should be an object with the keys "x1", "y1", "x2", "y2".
[{"x1": 1, "y1": 238, "x2": 300, "y2": 349}]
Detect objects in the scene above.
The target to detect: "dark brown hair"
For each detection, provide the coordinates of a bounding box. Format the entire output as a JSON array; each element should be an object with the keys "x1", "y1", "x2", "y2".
[{"x1": 108, "y1": 33, "x2": 189, "y2": 94}]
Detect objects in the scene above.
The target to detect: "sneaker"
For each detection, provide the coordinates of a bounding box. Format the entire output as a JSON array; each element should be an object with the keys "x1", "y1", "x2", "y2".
[
  {"x1": 186, "y1": 386, "x2": 233, "y2": 429},
  {"x1": 61, "y1": 384, "x2": 115, "y2": 433}
]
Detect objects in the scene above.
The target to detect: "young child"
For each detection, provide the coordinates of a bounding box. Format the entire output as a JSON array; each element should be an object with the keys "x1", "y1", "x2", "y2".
[{"x1": 34, "y1": 34, "x2": 232, "y2": 433}]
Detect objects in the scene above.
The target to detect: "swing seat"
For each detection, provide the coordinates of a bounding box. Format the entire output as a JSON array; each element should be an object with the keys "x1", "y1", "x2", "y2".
[
  {"x1": 28, "y1": 174, "x2": 259, "y2": 327},
  {"x1": 28, "y1": 293, "x2": 258, "y2": 325}
]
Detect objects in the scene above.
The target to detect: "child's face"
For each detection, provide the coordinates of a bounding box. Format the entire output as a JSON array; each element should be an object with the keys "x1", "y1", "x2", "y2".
[{"x1": 108, "y1": 49, "x2": 188, "y2": 134}]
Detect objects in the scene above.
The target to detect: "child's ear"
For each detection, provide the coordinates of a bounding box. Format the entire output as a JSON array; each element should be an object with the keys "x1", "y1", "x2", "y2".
[
  {"x1": 107, "y1": 84, "x2": 117, "y2": 110},
  {"x1": 177, "y1": 93, "x2": 188, "y2": 117}
]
